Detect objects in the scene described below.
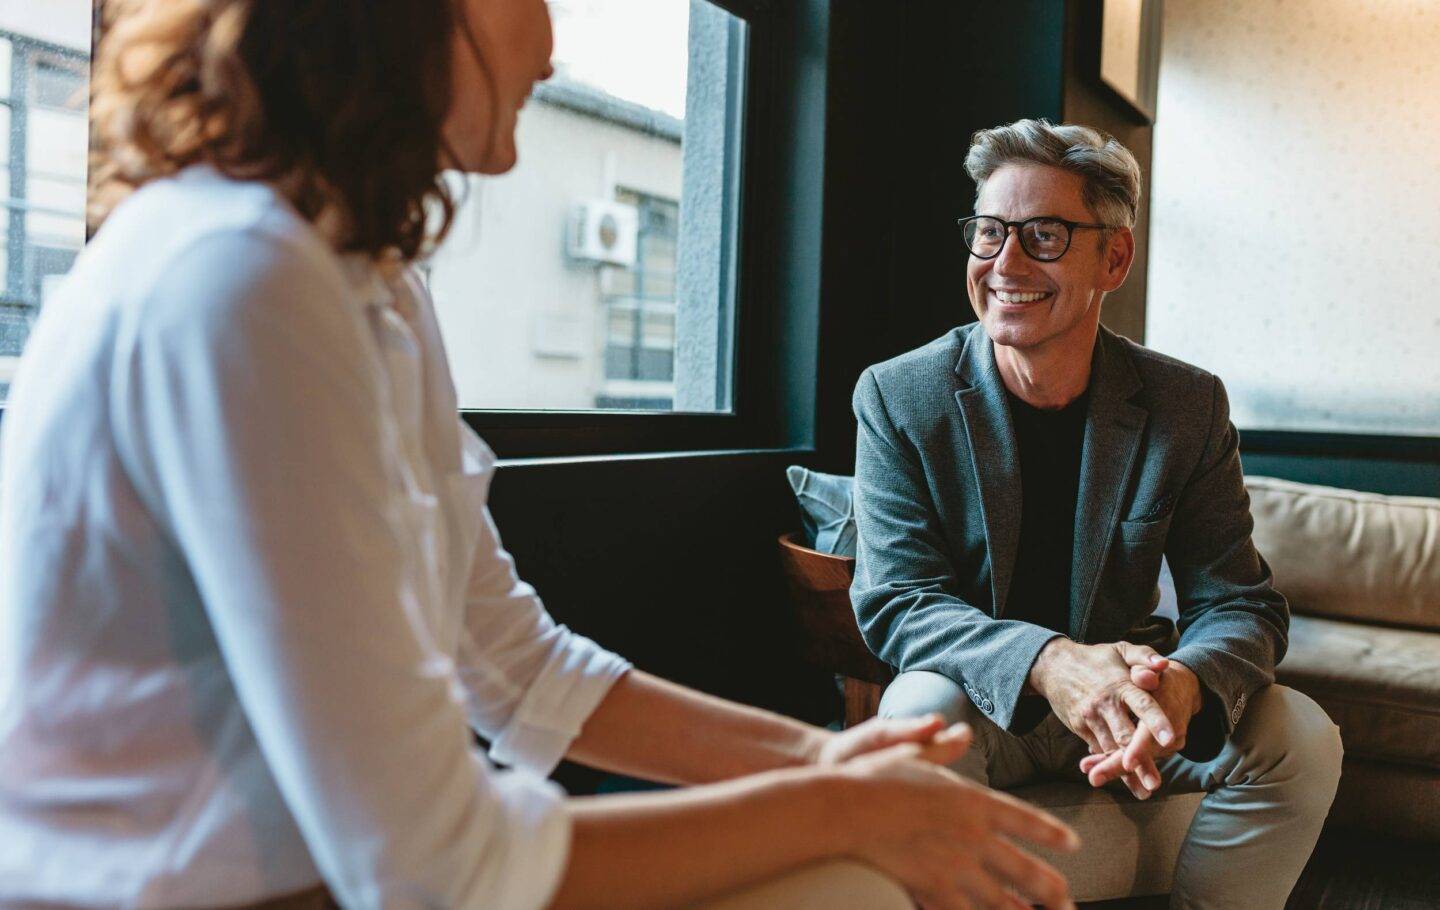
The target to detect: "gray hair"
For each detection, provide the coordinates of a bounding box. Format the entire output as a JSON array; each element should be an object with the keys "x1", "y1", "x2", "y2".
[{"x1": 964, "y1": 119, "x2": 1142, "y2": 228}]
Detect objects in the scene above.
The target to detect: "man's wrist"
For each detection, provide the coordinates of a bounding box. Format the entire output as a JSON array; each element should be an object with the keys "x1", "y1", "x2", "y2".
[
  {"x1": 1167, "y1": 659, "x2": 1204, "y2": 718},
  {"x1": 1027, "y1": 635, "x2": 1074, "y2": 697}
]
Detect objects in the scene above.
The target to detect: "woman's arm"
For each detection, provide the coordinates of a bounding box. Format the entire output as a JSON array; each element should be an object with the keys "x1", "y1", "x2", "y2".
[
  {"x1": 550, "y1": 735, "x2": 1080, "y2": 910},
  {"x1": 566, "y1": 669, "x2": 948, "y2": 784}
]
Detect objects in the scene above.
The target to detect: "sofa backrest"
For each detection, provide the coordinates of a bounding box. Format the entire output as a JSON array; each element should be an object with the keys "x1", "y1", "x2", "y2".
[{"x1": 1246, "y1": 475, "x2": 1440, "y2": 632}]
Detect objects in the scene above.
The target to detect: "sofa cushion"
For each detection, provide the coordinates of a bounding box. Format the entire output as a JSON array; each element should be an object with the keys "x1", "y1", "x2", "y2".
[
  {"x1": 785, "y1": 466, "x2": 857, "y2": 556},
  {"x1": 1246, "y1": 475, "x2": 1440, "y2": 632},
  {"x1": 1277, "y1": 614, "x2": 1440, "y2": 771}
]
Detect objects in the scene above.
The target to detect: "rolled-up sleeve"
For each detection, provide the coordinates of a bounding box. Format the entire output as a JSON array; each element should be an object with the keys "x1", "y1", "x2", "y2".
[
  {"x1": 452, "y1": 426, "x2": 631, "y2": 776},
  {"x1": 114, "y1": 227, "x2": 578, "y2": 909}
]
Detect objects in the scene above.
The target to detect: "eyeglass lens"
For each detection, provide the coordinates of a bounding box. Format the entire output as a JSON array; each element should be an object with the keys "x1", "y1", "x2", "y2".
[{"x1": 963, "y1": 217, "x2": 1071, "y2": 261}]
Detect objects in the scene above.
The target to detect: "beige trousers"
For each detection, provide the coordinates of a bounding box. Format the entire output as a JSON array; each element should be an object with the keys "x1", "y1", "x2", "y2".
[
  {"x1": 881, "y1": 672, "x2": 1343, "y2": 910},
  {"x1": 234, "y1": 859, "x2": 911, "y2": 909}
]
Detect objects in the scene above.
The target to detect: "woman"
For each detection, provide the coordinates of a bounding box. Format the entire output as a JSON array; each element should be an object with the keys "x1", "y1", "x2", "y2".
[{"x1": 0, "y1": 1, "x2": 1078, "y2": 908}]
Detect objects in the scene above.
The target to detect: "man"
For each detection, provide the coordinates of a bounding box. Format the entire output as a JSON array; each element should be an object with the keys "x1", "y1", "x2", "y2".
[{"x1": 850, "y1": 118, "x2": 1342, "y2": 909}]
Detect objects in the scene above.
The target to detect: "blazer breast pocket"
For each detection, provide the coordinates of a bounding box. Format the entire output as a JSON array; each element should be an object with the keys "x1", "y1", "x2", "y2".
[{"x1": 1119, "y1": 513, "x2": 1172, "y2": 546}]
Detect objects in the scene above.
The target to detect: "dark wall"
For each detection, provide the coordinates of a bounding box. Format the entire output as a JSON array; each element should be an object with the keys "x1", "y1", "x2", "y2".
[
  {"x1": 811, "y1": 0, "x2": 1155, "y2": 473},
  {"x1": 487, "y1": 450, "x2": 837, "y2": 791},
  {"x1": 1062, "y1": 0, "x2": 1152, "y2": 344}
]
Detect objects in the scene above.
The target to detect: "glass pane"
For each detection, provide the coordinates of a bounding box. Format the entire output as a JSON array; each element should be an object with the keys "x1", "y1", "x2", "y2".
[
  {"x1": 603, "y1": 344, "x2": 634, "y2": 380},
  {"x1": 31, "y1": 55, "x2": 86, "y2": 111},
  {"x1": 637, "y1": 347, "x2": 673, "y2": 382},
  {"x1": 426, "y1": 0, "x2": 746, "y2": 413},
  {"x1": 606, "y1": 301, "x2": 637, "y2": 344},
  {"x1": 0, "y1": 8, "x2": 93, "y2": 395},
  {"x1": 640, "y1": 306, "x2": 674, "y2": 348}
]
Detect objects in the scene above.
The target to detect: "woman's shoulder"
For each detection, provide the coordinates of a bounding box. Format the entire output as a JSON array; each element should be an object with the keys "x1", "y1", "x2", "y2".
[
  {"x1": 91, "y1": 167, "x2": 350, "y2": 310},
  {"x1": 45, "y1": 168, "x2": 382, "y2": 404}
]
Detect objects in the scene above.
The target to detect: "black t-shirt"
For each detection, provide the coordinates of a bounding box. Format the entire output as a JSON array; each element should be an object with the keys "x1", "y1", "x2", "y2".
[{"x1": 1004, "y1": 389, "x2": 1089, "y2": 634}]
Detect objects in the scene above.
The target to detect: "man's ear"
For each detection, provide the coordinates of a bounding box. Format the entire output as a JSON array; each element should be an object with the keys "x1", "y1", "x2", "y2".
[{"x1": 1099, "y1": 226, "x2": 1136, "y2": 293}]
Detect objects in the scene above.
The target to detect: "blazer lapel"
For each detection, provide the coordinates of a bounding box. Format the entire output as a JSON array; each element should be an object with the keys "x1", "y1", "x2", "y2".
[
  {"x1": 1070, "y1": 328, "x2": 1148, "y2": 639},
  {"x1": 954, "y1": 330, "x2": 1022, "y2": 618}
]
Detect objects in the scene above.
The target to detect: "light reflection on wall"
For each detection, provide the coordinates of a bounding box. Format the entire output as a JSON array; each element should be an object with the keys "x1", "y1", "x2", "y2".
[{"x1": 1146, "y1": 0, "x2": 1440, "y2": 436}]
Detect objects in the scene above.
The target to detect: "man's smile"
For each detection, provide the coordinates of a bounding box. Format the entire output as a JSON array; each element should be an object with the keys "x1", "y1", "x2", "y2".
[{"x1": 990, "y1": 288, "x2": 1054, "y2": 305}]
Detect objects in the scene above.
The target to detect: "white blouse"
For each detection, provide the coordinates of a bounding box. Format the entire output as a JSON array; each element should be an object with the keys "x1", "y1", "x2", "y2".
[{"x1": 0, "y1": 167, "x2": 630, "y2": 909}]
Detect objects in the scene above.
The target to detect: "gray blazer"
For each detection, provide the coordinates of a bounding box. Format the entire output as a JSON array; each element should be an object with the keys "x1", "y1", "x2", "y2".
[{"x1": 851, "y1": 322, "x2": 1288, "y2": 759}]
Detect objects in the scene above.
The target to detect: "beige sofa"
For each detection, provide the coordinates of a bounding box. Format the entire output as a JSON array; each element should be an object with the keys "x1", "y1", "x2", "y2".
[{"x1": 1248, "y1": 475, "x2": 1440, "y2": 841}]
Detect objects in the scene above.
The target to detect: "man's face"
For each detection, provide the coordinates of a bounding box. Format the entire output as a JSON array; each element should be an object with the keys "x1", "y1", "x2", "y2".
[{"x1": 965, "y1": 163, "x2": 1131, "y2": 353}]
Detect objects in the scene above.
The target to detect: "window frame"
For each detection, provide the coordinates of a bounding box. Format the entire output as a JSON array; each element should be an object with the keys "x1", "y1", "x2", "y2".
[
  {"x1": 1, "y1": 1, "x2": 828, "y2": 462},
  {"x1": 461, "y1": 0, "x2": 796, "y2": 459}
]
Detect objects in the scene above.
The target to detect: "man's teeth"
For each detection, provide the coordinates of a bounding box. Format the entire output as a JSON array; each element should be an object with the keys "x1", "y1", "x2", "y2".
[{"x1": 993, "y1": 290, "x2": 1049, "y2": 303}]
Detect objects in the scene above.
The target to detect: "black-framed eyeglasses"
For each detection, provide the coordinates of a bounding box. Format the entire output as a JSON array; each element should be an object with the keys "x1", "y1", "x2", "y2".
[{"x1": 956, "y1": 215, "x2": 1116, "y2": 262}]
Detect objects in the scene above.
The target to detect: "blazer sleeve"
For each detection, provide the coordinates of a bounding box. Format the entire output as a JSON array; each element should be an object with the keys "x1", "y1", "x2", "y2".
[
  {"x1": 1165, "y1": 375, "x2": 1290, "y2": 759},
  {"x1": 850, "y1": 369, "x2": 1061, "y2": 732}
]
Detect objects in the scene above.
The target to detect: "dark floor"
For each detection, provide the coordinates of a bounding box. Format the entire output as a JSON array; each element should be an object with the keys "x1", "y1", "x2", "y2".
[{"x1": 1078, "y1": 830, "x2": 1440, "y2": 909}]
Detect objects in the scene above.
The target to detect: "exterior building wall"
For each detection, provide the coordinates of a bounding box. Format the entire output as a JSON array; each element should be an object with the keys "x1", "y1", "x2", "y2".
[
  {"x1": 427, "y1": 94, "x2": 683, "y2": 411},
  {"x1": 0, "y1": 0, "x2": 90, "y2": 391}
]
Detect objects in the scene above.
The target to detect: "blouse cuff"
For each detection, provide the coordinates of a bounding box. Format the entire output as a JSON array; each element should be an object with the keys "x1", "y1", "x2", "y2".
[
  {"x1": 489, "y1": 629, "x2": 631, "y2": 776},
  {"x1": 483, "y1": 769, "x2": 573, "y2": 910}
]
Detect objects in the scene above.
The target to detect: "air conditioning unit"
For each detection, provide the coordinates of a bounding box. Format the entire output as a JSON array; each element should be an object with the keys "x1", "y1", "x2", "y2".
[{"x1": 567, "y1": 200, "x2": 639, "y2": 267}]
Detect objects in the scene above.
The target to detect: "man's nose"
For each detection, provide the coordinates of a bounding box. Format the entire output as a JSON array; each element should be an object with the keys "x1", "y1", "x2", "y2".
[{"x1": 992, "y1": 226, "x2": 1031, "y2": 273}]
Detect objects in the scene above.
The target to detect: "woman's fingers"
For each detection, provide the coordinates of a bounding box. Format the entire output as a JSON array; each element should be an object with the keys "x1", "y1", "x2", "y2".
[
  {"x1": 981, "y1": 836, "x2": 1074, "y2": 909},
  {"x1": 975, "y1": 788, "x2": 1081, "y2": 852},
  {"x1": 915, "y1": 724, "x2": 973, "y2": 766},
  {"x1": 954, "y1": 861, "x2": 1030, "y2": 910},
  {"x1": 822, "y1": 713, "x2": 950, "y2": 764},
  {"x1": 919, "y1": 890, "x2": 973, "y2": 910}
]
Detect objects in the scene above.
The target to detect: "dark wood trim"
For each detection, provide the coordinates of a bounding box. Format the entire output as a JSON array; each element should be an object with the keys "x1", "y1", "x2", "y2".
[{"x1": 1239, "y1": 429, "x2": 1440, "y2": 463}]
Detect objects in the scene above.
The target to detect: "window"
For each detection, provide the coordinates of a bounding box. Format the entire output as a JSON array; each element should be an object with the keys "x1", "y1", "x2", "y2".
[
  {"x1": 425, "y1": 0, "x2": 748, "y2": 415},
  {"x1": 601, "y1": 192, "x2": 679, "y2": 407},
  {"x1": 0, "y1": 5, "x2": 91, "y2": 400}
]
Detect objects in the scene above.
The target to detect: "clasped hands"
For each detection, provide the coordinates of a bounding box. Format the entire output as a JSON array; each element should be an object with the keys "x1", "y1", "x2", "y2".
[{"x1": 1030, "y1": 638, "x2": 1203, "y2": 800}]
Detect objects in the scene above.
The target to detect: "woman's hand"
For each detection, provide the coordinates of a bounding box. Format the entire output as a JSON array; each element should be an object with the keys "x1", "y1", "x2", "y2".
[
  {"x1": 840, "y1": 739, "x2": 1080, "y2": 910},
  {"x1": 812, "y1": 713, "x2": 955, "y2": 766}
]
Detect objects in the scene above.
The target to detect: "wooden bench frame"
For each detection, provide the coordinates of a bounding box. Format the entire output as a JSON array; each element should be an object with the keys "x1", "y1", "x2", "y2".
[{"x1": 777, "y1": 533, "x2": 894, "y2": 727}]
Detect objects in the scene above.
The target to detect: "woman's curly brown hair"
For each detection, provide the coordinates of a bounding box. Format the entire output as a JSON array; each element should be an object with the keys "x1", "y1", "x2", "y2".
[{"x1": 89, "y1": 0, "x2": 457, "y2": 261}]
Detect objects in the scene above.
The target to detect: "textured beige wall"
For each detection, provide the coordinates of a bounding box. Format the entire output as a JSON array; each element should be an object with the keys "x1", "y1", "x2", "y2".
[{"x1": 1146, "y1": 0, "x2": 1440, "y2": 435}]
